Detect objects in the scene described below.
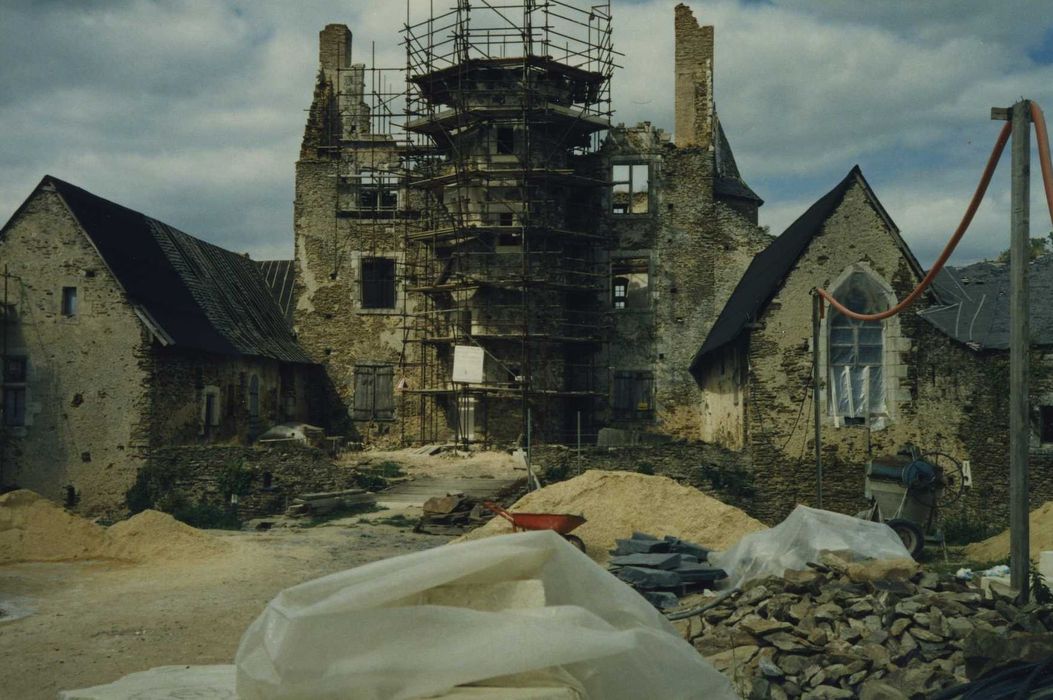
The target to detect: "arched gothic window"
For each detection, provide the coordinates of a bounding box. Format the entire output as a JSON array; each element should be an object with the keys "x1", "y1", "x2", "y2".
[{"x1": 829, "y1": 271, "x2": 888, "y2": 422}]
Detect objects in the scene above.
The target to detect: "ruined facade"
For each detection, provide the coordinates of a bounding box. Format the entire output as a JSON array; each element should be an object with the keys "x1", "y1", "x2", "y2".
[
  {"x1": 0, "y1": 177, "x2": 319, "y2": 515},
  {"x1": 293, "y1": 2, "x2": 769, "y2": 447},
  {"x1": 691, "y1": 167, "x2": 1053, "y2": 524}
]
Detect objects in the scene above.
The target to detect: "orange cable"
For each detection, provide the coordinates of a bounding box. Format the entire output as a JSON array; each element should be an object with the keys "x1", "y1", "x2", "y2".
[{"x1": 816, "y1": 119, "x2": 1012, "y2": 321}]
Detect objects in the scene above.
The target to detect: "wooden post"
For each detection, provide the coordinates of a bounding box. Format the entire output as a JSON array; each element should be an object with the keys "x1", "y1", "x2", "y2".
[
  {"x1": 812, "y1": 290, "x2": 823, "y2": 509},
  {"x1": 1009, "y1": 99, "x2": 1032, "y2": 602}
]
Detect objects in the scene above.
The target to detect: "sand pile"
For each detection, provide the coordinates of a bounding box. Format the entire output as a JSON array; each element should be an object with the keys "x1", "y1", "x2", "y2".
[
  {"x1": 0, "y1": 489, "x2": 110, "y2": 564},
  {"x1": 964, "y1": 499, "x2": 1053, "y2": 562},
  {"x1": 0, "y1": 489, "x2": 226, "y2": 565},
  {"x1": 457, "y1": 470, "x2": 767, "y2": 560},
  {"x1": 107, "y1": 509, "x2": 226, "y2": 561}
]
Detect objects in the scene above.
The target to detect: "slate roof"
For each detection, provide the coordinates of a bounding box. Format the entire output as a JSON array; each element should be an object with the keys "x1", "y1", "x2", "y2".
[
  {"x1": 714, "y1": 120, "x2": 763, "y2": 204},
  {"x1": 4, "y1": 176, "x2": 313, "y2": 364},
  {"x1": 919, "y1": 257, "x2": 1053, "y2": 350},
  {"x1": 690, "y1": 166, "x2": 923, "y2": 378},
  {"x1": 256, "y1": 259, "x2": 296, "y2": 327}
]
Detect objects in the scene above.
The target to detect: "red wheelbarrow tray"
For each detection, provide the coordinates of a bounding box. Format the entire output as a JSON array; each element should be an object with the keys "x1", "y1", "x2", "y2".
[{"x1": 483, "y1": 501, "x2": 586, "y2": 534}]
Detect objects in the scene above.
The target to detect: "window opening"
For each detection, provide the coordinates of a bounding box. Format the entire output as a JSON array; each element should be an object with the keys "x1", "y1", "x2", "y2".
[
  {"x1": 361, "y1": 258, "x2": 396, "y2": 309},
  {"x1": 829, "y1": 272, "x2": 887, "y2": 423},
  {"x1": 496, "y1": 127, "x2": 515, "y2": 155},
  {"x1": 611, "y1": 259, "x2": 649, "y2": 309},
  {"x1": 61, "y1": 287, "x2": 78, "y2": 316},
  {"x1": 611, "y1": 163, "x2": 650, "y2": 215},
  {"x1": 248, "y1": 374, "x2": 260, "y2": 418},
  {"x1": 353, "y1": 171, "x2": 398, "y2": 218},
  {"x1": 612, "y1": 370, "x2": 654, "y2": 420},
  {"x1": 1041, "y1": 406, "x2": 1053, "y2": 444},
  {"x1": 612, "y1": 277, "x2": 628, "y2": 309}
]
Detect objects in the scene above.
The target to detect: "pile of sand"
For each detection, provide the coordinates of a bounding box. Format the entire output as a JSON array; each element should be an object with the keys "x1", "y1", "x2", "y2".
[
  {"x1": 0, "y1": 489, "x2": 110, "y2": 564},
  {"x1": 0, "y1": 490, "x2": 226, "y2": 565},
  {"x1": 457, "y1": 470, "x2": 767, "y2": 560},
  {"x1": 964, "y1": 500, "x2": 1053, "y2": 563}
]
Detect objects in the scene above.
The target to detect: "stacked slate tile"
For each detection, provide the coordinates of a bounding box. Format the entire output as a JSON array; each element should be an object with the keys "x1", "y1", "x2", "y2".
[{"x1": 609, "y1": 532, "x2": 727, "y2": 609}]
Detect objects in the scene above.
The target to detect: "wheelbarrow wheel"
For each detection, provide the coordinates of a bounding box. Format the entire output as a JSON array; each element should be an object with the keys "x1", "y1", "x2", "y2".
[
  {"x1": 887, "y1": 518, "x2": 925, "y2": 559},
  {"x1": 563, "y1": 534, "x2": 586, "y2": 552}
]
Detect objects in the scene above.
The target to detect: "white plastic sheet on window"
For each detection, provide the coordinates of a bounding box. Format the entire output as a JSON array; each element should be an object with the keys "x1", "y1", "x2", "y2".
[
  {"x1": 235, "y1": 530, "x2": 735, "y2": 700},
  {"x1": 709, "y1": 505, "x2": 911, "y2": 591},
  {"x1": 831, "y1": 364, "x2": 885, "y2": 418}
]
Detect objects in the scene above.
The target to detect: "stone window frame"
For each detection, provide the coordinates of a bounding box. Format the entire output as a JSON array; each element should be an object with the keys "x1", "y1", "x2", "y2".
[
  {"x1": 201, "y1": 385, "x2": 221, "y2": 436},
  {"x1": 610, "y1": 257, "x2": 650, "y2": 311},
  {"x1": 61, "y1": 286, "x2": 78, "y2": 317},
  {"x1": 353, "y1": 252, "x2": 402, "y2": 315},
  {"x1": 818, "y1": 264, "x2": 906, "y2": 431},
  {"x1": 610, "y1": 160, "x2": 652, "y2": 216}
]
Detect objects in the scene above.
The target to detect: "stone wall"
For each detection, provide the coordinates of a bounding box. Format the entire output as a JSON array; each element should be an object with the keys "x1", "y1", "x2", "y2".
[
  {"x1": 674, "y1": 4, "x2": 714, "y2": 149},
  {"x1": 142, "y1": 443, "x2": 356, "y2": 518},
  {"x1": 0, "y1": 185, "x2": 152, "y2": 515}
]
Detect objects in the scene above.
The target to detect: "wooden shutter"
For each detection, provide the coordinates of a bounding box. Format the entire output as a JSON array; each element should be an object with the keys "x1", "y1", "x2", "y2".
[
  {"x1": 352, "y1": 367, "x2": 374, "y2": 420},
  {"x1": 374, "y1": 366, "x2": 395, "y2": 420}
]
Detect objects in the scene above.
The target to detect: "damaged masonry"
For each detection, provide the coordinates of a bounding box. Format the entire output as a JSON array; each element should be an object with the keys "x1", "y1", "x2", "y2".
[{"x1": 3, "y1": 1, "x2": 1053, "y2": 699}]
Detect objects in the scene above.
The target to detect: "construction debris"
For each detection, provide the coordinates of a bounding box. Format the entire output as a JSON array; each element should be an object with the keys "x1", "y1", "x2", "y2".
[
  {"x1": 415, "y1": 493, "x2": 493, "y2": 535},
  {"x1": 457, "y1": 470, "x2": 766, "y2": 560},
  {"x1": 284, "y1": 488, "x2": 375, "y2": 517},
  {"x1": 691, "y1": 553, "x2": 1053, "y2": 698},
  {"x1": 609, "y1": 532, "x2": 727, "y2": 609}
]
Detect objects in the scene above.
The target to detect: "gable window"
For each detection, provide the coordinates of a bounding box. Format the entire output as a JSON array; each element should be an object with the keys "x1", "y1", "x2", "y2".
[
  {"x1": 2, "y1": 356, "x2": 27, "y2": 427},
  {"x1": 362, "y1": 258, "x2": 396, "y2": 309},
  {"x1": 611, "y1": 163, "x2": 650, "y2": 215},
  {"x1": 61, "y1": 287, "x2": 78, "y2": 316},
  {"x1": 828, "y1": 272, "x2": 887, "y2": 424},
  {"x1": 612, "y1": 370, "x2": 654, "y2": 420},
  {"x1": 353, "y1": 364, "x2": 395, "y2": 421}
]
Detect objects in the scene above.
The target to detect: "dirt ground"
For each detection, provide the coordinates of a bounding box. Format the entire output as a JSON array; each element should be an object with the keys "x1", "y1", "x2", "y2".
[
  {"x1": 346, "y1": 446, "x2": 525, "y2": 479},
  {"x1": 0, "y1": 512, "x2": 451, "y2": 698}
]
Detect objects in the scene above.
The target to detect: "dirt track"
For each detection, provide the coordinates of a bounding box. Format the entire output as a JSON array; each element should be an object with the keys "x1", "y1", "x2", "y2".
[{"x1": 0, "y1": 520, "x2": 450, "y2": 698}]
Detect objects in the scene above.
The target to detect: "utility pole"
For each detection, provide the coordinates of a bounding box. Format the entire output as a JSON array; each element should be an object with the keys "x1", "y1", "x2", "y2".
[
  {"x1": 812, "y1": 290, "x2": 823, "y2": 509},
  {"x1": 994, "y1": 100, "x2": 1032, "y2": 602}
]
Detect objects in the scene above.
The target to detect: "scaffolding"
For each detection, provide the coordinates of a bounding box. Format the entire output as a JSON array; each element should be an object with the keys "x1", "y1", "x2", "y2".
[
  {"x1": 314, "y1": 1, "x2": 617, "y2": 445},
  {"x1": 399, "y1": 0, "x2": 616, "y2": 445}
]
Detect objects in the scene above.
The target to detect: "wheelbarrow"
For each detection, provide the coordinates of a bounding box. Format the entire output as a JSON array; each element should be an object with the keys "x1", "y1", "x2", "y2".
[{"x1": 483, "y1": 501, "x2": 587, "y2": 552}]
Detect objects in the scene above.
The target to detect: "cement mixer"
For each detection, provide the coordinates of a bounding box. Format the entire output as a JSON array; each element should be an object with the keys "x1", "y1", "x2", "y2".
[{"x1": 858, "y1": 444, "x2": 967, "y2": 558}]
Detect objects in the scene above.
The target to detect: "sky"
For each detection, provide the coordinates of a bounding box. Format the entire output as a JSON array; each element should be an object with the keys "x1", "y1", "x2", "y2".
[{"x1": 2, "y1": 0, "x2": 1053, "y2": 266}]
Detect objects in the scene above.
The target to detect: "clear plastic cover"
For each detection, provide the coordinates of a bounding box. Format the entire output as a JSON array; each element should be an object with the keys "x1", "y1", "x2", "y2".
[
  {"x1": 710, "y1": 505, "x2": 911, "y2": 590},
  {"x1": 235, "y1": 530, "x2": 736, "y2": 700}
]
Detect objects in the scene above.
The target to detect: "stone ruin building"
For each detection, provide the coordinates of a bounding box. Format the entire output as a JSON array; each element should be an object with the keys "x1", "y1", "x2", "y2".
[{"x1": 293, "y1": 2, "x2": 769, "y2": 449}]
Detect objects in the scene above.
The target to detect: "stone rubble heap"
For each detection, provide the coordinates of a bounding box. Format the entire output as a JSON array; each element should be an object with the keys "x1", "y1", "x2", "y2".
[{"x1": 691, "y1": 554, "x2": 1053, "y2": 699}]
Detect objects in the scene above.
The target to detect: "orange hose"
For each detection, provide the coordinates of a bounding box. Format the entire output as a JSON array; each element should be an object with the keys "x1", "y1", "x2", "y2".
[
  {"x1": 817, "y1": 120, "x2": 1011, "y2": 321},
  {"x1": 1031, "y1": 101, "x2": 1053, "y2": 232}
]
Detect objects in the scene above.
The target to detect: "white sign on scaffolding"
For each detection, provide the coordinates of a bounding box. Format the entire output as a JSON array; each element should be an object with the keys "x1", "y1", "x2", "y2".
[{"x1": 452, "y1": 345, "x2": 485, "y2": 384}]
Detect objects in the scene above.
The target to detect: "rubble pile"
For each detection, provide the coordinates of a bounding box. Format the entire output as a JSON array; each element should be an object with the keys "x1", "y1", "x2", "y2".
[
  {"x1": 415, "y1": 493, "x2": 492, "y2": 535},
  {"x1": 691, "y1": 554, "x2": 1053, "y2": 699},
  {"x1": 608, "y1": 531, "x2": 727, "y2": 609}
]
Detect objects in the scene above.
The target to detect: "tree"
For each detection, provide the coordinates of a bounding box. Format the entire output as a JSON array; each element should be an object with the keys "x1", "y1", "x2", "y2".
[{"x1": 994, "y1": 232, "x2": 1053, "y2": 263}]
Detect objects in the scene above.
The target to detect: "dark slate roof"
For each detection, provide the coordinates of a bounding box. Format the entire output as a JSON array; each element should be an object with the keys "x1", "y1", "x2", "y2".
[
  {"x1": 918, "y1": 257, "x2": 1053, "y2": 350},
  {"x1": 690, "y1": 166, "x2": 923, "y2": 378},
  {"x1": 714, "y1": 119, "x2": 763, "y2": 205},
  {"x1": 256, "y1": 259, "x2": 296, "y2": 327},
  {"x1": 8, "y1": 176, "x2": 313, "y2": 364}
]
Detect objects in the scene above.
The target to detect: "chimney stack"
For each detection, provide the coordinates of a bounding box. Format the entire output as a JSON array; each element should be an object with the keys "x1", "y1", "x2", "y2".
[{"x1": 674, "y1": 4, "x2": 714, "y2": 150}]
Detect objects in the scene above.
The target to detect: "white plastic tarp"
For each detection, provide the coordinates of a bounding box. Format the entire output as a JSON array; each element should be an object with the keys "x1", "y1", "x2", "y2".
[
  {"x1": 710, "y1": 505, "x2": 911, "y2": 590},
  {"x1": 235, "y1": 530, "x2": 735, "y2": 700}
]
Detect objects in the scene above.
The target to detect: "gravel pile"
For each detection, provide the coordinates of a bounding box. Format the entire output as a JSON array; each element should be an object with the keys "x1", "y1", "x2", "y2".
[{"x1": 691, "y1": 554, "x2": 1053, "y2": 699}]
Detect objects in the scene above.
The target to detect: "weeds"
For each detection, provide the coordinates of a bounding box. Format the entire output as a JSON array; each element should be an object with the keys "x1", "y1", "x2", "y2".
[{"x1": 941, "y1": 509, "x2": 999, "y2": 546}]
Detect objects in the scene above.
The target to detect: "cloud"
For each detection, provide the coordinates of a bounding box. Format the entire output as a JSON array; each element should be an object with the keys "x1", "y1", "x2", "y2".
[{"x1": 1, "y1": 0, "x2": 1051, "y2": 269}]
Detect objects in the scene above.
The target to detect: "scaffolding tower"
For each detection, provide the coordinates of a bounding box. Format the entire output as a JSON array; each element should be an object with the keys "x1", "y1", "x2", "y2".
[{"x1": 398, "y1": 0, "x2": 616, "y2": 445}]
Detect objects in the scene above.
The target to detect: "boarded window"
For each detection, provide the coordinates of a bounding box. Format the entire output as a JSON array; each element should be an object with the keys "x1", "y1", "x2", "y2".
[
  {"x1": 61, "y1": 287, "x2": 78, "y2": 316},
  {"x1": 353, "y1": 365, "x2": 395, "y2": 421},
  {"x1": 2, "y1": 355, "x2": 27, "y2": 427},
  {"x1": 362, "y1": 258, "x2": 396, "y2": 309},
  {"x1": 612, "y1": 370, "x2": 654, "y2": 420},
  {"x1": 611, "y1": 163, "x2": 650, "y2": 215}
]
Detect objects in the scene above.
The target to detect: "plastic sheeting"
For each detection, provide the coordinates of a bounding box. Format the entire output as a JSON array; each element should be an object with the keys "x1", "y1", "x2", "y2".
[
  {"x1": 59, "y1": 665, "x2": 237, "y2": 699},
  {"x1": 235, "y1": 530, "x2": 735, "y2": 700},
  {"x1": 710, "y1": 505, "x2": 911, "y2": 590}
]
